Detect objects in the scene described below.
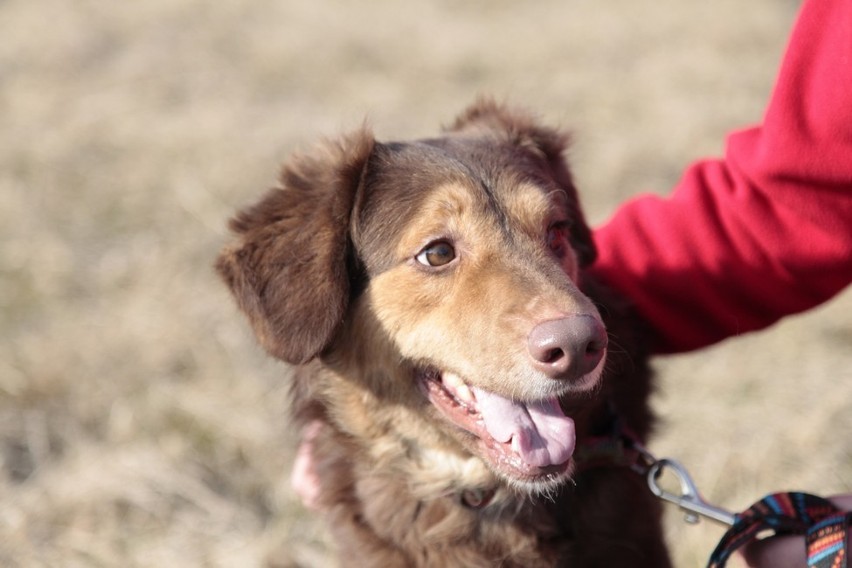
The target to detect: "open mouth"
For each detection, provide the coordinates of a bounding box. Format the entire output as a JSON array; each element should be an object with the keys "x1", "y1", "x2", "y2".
[{"x1": 418, "y1": 369, "x2": 576, "y2": 487}]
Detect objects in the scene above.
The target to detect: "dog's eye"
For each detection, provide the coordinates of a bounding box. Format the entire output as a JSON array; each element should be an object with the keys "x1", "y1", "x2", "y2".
[
  {"x1": 546, "y1": 222, "x2": 570, "y2": 258},
  {"x1": 415, "y1": 241, "x2": 456, "y2": 267}
]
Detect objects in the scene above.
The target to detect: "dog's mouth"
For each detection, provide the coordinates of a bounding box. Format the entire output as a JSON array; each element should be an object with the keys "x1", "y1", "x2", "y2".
[{"x1": 418, "y1": 369, "x2": 575, "y2": 487}]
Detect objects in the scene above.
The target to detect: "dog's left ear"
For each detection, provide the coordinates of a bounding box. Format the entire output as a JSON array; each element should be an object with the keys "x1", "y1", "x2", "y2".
[
  {"x1": 448, "y1": 98, "x2": 597, "y2": 267},
  {"x1": 216, "y1": 129, "x2": 375, "y2": 364}
]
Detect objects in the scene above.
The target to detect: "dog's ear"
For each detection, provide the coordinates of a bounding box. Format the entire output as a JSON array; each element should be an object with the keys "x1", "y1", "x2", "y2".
[
  {"x1": 216, "y1": 129, "x2": 375, "y2": 364},
  {"x1": 449, "y1": 98, "x2": 597, "y2": 267}
]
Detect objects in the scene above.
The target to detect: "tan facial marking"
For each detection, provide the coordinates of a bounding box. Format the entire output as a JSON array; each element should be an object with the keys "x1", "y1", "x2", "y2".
[
  {"x1": 393, "y1": 181, "x2": 482, "y2": 262},
  {"x1": 502, "y1": 183, "x2": 556, "y2": 240}
]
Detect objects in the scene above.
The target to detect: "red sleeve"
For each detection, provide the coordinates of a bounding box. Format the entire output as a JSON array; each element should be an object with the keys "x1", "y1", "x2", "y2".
[{"x1": 590, "y1": 0, "x2": 852, "y2": 353}]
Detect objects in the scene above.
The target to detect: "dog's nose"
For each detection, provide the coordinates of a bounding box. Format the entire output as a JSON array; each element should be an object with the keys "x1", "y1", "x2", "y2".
[{"x1": 527, "y1": 316, "x2": 607, "y2": 380}]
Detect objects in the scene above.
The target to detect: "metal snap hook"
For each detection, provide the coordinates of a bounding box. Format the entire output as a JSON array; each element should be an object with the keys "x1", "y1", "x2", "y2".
[{"x1": 646, "y1": 458, "x2": 737, "y2": 527}]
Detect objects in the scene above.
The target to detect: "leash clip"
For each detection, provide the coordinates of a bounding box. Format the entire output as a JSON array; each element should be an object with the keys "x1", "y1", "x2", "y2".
[{"x1": 646, "y1": 458, "x2": 737, "y2": 527}]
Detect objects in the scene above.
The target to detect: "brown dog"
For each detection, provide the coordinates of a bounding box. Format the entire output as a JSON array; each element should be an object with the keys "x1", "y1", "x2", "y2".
[{"x1": 217, "y1": 100, "x2": 670, "y2": 567}]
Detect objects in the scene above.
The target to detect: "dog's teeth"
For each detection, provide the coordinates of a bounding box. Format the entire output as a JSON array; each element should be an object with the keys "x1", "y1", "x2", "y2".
[
  {"x1": 443, "y1": 372, "x2": 464, "y2": 389},
  {"x1": 443, "y1": 373, "x2": 475, "y2": 403},
  {"x1": 456, "y1": 383, "x2": 474, "y2": 403}
]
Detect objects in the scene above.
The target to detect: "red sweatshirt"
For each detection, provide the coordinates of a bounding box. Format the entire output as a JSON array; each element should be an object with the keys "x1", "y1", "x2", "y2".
[{"x1": 591, "y1": 0, "x2": 852, "y2": 353}]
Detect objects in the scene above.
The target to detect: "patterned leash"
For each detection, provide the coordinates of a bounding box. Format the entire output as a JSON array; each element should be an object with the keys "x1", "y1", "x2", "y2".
[
  {"x1": 639, "y1": 450, "x2": 851, "y2": 567},
  {"x1": 705, "y1": 491, "x2": 852, "y2": 568}
]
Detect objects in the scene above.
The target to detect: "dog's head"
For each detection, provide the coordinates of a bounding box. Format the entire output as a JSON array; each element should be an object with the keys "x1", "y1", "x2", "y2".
[{"x1": 217, "y1": 100, "x2": 606, "y2": 493}]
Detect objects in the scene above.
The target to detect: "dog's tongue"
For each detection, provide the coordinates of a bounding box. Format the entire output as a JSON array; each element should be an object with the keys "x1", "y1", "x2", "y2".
[{"x1": 472, "y1": 387, "x2": 575, "y2": 468}]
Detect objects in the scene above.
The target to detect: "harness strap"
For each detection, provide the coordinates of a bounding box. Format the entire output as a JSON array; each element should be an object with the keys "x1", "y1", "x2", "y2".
[{"x1": 707, "y1": 492, "x2": 852, "y2": 568}]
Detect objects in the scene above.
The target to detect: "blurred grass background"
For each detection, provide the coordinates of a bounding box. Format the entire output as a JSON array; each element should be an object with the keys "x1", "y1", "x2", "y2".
[{"x1": 2, "y1": 0, "x2": 850, "y2": 566}]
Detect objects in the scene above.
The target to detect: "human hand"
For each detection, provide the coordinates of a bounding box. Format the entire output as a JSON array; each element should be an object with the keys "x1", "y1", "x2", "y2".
[
  {"x1": 742, "y1": 495, "x2": 852, "y2": 568},
  {"x1": 290, "y1": 420, "x2": 324, "y2": 510}
]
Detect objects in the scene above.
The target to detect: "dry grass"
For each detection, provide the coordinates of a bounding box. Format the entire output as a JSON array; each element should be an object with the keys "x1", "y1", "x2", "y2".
[{"x1": 1, "y1": 0, "x2": 849, "y2": 566}]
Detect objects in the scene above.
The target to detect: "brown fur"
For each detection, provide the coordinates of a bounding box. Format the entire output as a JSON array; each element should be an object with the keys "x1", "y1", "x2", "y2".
[{"x1": 217, "y1": 99, "x2": 670, "y2": 567}]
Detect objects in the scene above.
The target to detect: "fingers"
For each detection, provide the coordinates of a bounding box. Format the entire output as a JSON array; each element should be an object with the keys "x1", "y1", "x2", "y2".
[
  {"x1": 741, "y1": 494, "x2": 852, "y2": 568},
  {"x1": 290, "y1": 420, "x2": 325, "y2": 510}
]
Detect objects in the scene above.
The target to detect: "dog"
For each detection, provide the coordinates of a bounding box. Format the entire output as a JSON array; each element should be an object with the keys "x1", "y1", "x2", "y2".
[{"x1": 216, "y1": 99, "x2": 670, "y2": 567}]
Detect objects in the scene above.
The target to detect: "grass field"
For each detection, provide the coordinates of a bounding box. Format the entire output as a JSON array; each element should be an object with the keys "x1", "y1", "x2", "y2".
[{"x1": 2, "y1": 0, "x2": 850, "y2": 566}]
